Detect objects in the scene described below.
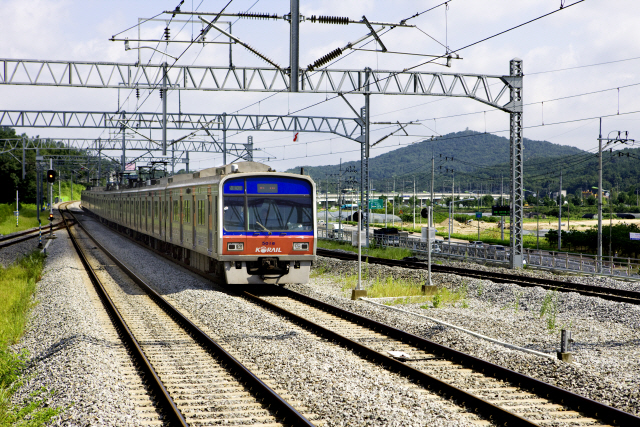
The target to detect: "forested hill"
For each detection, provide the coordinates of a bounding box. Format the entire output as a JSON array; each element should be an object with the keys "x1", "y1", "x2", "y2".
[{"x1": 287, "y1": 130, "x2": 585, "y2": 186}]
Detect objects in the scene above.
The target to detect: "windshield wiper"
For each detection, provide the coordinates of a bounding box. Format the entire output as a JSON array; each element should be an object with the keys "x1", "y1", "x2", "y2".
[{"x1": 255, "y1": 221, "x2": 271, "y2": 233}]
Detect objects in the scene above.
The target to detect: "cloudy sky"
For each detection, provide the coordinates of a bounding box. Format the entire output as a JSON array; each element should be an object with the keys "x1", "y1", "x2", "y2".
[{"x1": 1, "y1": 0, "x2": 639, "y2": 172}]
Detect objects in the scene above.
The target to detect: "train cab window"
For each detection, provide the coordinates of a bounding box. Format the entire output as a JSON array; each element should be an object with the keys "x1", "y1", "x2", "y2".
[
  {"x1": 248, "y1": 197, "x2": 313, "y2": 231},
  {"x1": 223, "y1": 197, "x2": 245, "y2": 230},
  {"x1": 184, "y1": 200, "x2": 191, "y2": 223}
]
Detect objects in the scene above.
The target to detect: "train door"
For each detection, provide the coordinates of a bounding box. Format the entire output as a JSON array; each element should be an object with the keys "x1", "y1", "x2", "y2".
[
  {"x1": 179, "y1": 192, "x2": 184, "y2": 244},
  {"x1": 207, "y1": 190, "x2": 212, "y2": 254},
  {"x1": 169, "y1": 193, "x2": 173, "y2": 242},
  {"x1": 212, "y1": 193, "x2": 218, "y2": 254}
]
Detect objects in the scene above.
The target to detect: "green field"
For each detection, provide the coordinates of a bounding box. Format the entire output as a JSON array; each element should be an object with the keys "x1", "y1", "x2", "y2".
[
  {"x1": 317, "y1": 239, "x2": 413, "y2": 260},
  {"x1": 0, "y1": 181, "x2": 85, "y2": 235},
  {"x1": 0, "y1": 203, "x2": 41, "y2": 235}
]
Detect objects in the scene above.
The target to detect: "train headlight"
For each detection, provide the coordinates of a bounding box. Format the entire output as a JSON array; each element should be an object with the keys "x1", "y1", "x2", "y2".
[
  {"x1": 227, "y1": 242, "x2": 244, "y2": 251},
  {"x1": 293, "y1": 242, "x2": 309, "y2": 251}
]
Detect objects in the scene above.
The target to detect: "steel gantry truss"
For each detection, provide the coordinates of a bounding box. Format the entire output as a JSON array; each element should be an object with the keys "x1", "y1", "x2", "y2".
[
  {"x1": 0, "y1": 110, "x2": 363, "y2": 141},
  {"x1": 0, "y1": 58, "x2": 525, "y2": 268},
  {"x1": 0, "y1": 137, "x2": 250, "y2": 154},
  {"x1": 1, "y1": 59, "x2": 517, "y2": 112}
]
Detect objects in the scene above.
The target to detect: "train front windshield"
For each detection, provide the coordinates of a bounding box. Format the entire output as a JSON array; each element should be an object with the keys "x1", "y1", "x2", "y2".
[
  {"x1": 223, "y1": 176, "x2": 314, "y2": 232},
  {"x1": 223, "y1": 196, "x2": 313, "y2": 231},
  {"x1": 248, "y1": 197, "x2": 313, "y2": 231}
]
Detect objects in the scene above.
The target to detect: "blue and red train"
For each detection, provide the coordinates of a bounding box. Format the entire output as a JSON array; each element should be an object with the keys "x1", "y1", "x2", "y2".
[{"x1": 82, "y1": 162, "x2": 316, "y2": 284}]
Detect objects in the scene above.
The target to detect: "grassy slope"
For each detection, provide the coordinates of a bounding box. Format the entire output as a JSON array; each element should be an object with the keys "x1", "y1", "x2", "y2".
[{"x1": 0, "y1": 252, "x2": 61, "y2": 425}]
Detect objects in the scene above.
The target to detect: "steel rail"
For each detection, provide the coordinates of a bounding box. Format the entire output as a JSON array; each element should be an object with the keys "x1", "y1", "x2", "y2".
[
  {"x1": 317, "y1": 248, "x2": 640, "y2": 305},
  {"x1": 244, "y1": 285, "x2": 639, "y2": 426},
  {"x1": 240, "y1": 287, "x2": 535, "y2": 426},
  {"x1": 0, "y1": 223, "x2": 71, "y2": 249},
  {"x1": 67, "y1": 208, "x2": 315, "y2": 427},
  {"x1": 60, "y1": 205, "x2": 188, "y2": 426},
  {"x1": 77, "y1": 208, "x2": 638, "y2": 425},
  {"x1": 0, "y1": 221, "x2": 63, "y2": 242}
]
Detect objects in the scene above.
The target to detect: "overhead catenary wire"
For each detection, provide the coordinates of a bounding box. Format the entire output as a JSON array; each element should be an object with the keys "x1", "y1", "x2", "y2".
[{"x1": 117, "y1": 0, "x2": 587, "y2": 169}]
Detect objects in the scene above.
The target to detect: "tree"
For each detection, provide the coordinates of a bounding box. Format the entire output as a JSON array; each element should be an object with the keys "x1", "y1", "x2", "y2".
[
  {"x1": 618, "y1": 192, "x2": 628, "y2": 205},
  {"x1": 586, "y1": 195, "x2": 596, "y2": 206},
  {"x1": 482, "y1": 194, "x2": 494, "y2": 206}
]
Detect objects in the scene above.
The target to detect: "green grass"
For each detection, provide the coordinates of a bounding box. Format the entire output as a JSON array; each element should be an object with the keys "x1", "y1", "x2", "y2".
[
  {"x1": 0, "y1": 181, "x2": 85, "y2": 235},
  {"x1": 317, "y1": 239, "x2": 413, "y2": 260},
  {"x1": 0, "y1": 204, "x2": 41, "y2": 235},
  {"x1": 337, "y1": 273, "x2": 469, "y2": 309},
  {"x1": 0, "y1": 251, "x2": 62, "y2": 425},
  {"x1": 421, "y1": 284, "x2": 469, "y2": 309}
]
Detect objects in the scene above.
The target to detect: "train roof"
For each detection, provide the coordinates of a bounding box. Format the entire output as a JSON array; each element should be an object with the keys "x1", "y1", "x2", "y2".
[{"x1": 85, "y1": 161, "x2": 314, "y2": 193}]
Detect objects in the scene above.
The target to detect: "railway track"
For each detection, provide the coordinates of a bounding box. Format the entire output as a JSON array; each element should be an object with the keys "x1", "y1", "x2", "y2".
[
  {"x1": 75, "y1": 208, "x2": 639, "y2": 425},
  {"x1": 0, "y1": 220, "x2": 68, "y2": 249},
  {"x1": 61, "y1": 204, "x2": 317, "y2": 426},
  {"x1": 317, "y1": 248, "x2": 640, "y2": 305},
  {"x1": 239, "y1": 284, "x2": 639, "y2": 427}
]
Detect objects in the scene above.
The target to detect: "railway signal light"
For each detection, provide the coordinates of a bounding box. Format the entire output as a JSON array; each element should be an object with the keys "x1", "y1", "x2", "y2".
[
  {"x1": 49, "y1": 213, "x2": 54, "y2": 221},
  {"x1": 47, "y1": 170, "x2": 56, "y2": 183}
]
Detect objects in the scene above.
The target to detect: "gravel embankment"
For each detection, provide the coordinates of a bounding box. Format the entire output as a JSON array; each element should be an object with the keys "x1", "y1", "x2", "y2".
[
  {"x1": 431, "y1": 253, "x2": 640, "y2": 292},
  {"x1": 0, "y1": 225, "x2": 51, "y2": 267},
  {"x1": 78, "y1": 214, "x2": 479, "y2": 427},
  {"x1": 13, "y1": 208, "x2": 142, "y2": 426},
  {"x1": 292, "y1": 256, "x2": 640, "y2": 416}
]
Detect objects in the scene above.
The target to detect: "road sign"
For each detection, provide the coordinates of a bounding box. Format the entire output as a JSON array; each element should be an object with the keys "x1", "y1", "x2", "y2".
[
  {"x1": 630, "y1": 232, "x2": 640, "y2": 240},
  {"x1": 421, "y1": 208, "x2": 429, "y2": 218},
  {"x1": 492, "y1": 205, "x2": 510, "y2": 216},
  {"x1": 476, "y1": 212, "x2": 482, "y2": 219},
  {"x1": 369, "y1": 199, "x2": 384, "y2": 209}
]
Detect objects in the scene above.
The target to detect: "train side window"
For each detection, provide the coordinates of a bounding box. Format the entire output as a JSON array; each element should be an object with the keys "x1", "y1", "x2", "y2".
[
  {"x1": 184, "y1": 199, "x2": 191, "y2": 223},
  {"x1": 173, "y1": 200, "x2": 179, "y2": 222},
  {"x1": 197, "y1": 199, "x2": 205, "y2": 225}
]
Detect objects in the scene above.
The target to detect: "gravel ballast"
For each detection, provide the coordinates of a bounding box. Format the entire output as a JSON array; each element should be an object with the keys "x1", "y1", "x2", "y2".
[
  {"x1": 78, "y1": 214, "x2": 480, "y2": 426},
  {"x1": 71, "y1": 211, "x2": 640, "y2": 422},
  {"x1": 13, "y1": 208, "x2": 143, "y2": 426},
  {"x1": 297, "y1": 255, "x2": 640, "y2": 416}
]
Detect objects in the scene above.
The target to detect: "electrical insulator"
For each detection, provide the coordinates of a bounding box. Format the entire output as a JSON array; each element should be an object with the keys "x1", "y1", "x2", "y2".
[
  {"x1": 164, "y1": 27, "x2": 170, "y2": 41},
  {"x1": 309, "y1": 15, "x2": 349, "y2": 25},
  {"x1": 307, "y1": 47, "x2": 343, "y2": 71},
  {"x1": 136, "y1": 88, "x2": 140, "y2": 99},
  {"x1": 238, "y1": 12, "x2": 278, "y2": 20},
  {"x1": 159, "y1": 89, "x2": 163, "y2": 99}
]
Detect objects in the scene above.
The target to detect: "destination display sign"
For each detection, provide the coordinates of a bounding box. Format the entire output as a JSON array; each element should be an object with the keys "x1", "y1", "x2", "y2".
[
  {"x1": 492, "y1": 205, "x2": 510, "y2": 216},
  {"x1": 257, "y1": 183, "x2": 278, "y2": 193}
]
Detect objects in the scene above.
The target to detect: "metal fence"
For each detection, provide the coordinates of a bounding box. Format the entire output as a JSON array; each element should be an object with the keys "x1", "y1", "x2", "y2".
[{"x1": 318, "y1": 228, "x2": 640, "y2": 279}]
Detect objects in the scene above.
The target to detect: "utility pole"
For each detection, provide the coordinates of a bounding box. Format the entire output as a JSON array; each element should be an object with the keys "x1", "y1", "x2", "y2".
[
  {"x1": 596, "y1": 120, "x2": 634, "y2": 272},
  {"x1": 97, "y1": 138, "x2": 101, "y2": 186},
  {"x1": 431, "y1": 152, "x2": 435, "y2": 208},
  {"x1": 413, "y1": 177, "x2": 416, "y2": 230},
  {"x1": 121, "y1": 111, "x2": 126, "y2": 186},
  {"x1": 162, "y1": 61, "x2": 168, "y2": 156},
  {"x1": 598, "y1": 118, "x2": 604, "y2": 273},
  {"x1": 222, "y1": 113, "x2": 227, "y2": 165},
  {"x1": 558, "y1": 170, "x2": 562, "y2": 250},
  {"x1": 501, "y1": 175, "x2": 504, "y2": 241},
  {"x1": 289, "y1": 0, "x2": 300, "y2": 92},
  {"x1": 451, "y1": 171, "x2": 454, "y2": 237}
]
